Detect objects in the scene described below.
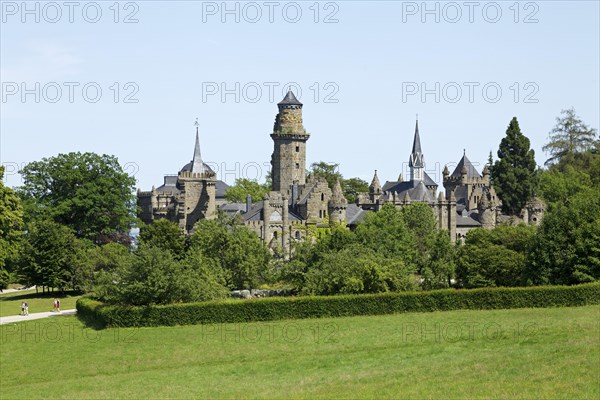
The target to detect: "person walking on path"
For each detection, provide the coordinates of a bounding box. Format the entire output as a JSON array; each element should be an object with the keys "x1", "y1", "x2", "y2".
[
  {"x1": 24, "y1": 302, "x2": 29, "y2": 316},
  {"x1": 21, "y1": 302, "x2": 25, "y2": 316},
  {"x1": 53, "y1": 298, "x2": 58, "y2": 312},
  {"x1": 56, "y1": 299, "x2": 60, "y2": 312}
]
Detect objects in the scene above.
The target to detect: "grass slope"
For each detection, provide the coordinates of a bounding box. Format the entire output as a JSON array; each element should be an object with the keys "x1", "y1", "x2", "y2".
[
  {"x1": 0, "y1": 305, "x2": 598, "y2": 399},
  {"x1": 0, "y1": 290, "x2": 82, "y2": 317}
]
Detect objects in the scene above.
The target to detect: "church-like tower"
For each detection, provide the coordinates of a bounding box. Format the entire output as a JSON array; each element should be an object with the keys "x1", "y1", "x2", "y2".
[
  {"x1": 409, "y1": 119, "x2": 424, "y2": 182},
  {"x1": 270, "y1": 90, "x2": 310, "y2": 194},
  {"x1": 177, "y1": 122, "x2": 217, "y2": 233}
]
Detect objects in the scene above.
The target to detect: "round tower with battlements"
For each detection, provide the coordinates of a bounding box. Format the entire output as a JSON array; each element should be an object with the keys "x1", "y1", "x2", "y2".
[{"x1": 270, "y1": 90, "x2": 310, "y2": 194}]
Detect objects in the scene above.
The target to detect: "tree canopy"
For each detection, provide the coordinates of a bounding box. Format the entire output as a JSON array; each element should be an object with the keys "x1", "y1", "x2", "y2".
[
  {"x1": 18, "y1": 152, "x2": 137, "y2": 243},
  {"x1": 543, "y1": 108, "x2": 598, "y2": 166},
  {"x1": 0, "y1": 166, "x2": 24, "y2": 271},
  {"x1": 224, "y1": 178, "x2": 270, "y2": 203}
]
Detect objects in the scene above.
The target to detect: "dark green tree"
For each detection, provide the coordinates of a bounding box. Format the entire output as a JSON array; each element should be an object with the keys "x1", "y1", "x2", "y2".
[
  {"x1": 302, "y1": 244, "x2": 417, "y2": 295},
  {"x1": 456, "y1": 225, "x2": 535, "y2": 288},
  {"x1": 224, "y1": 178, "x2": 270, "y2": 203},
  {"x1": 309, "y1": 161, "x2": 342, "y2": 189},
  {"x1": 491, "y1": 117, "x2": 538, "y2": 215},
  {"x1": 138, "y1": 219, "x2": 186, "y2": 258},
  {"x1": 401, "y1": 203, "x2": 455, "y2": 289},
  {"x1": 18, "y1": 152, "x2": 137, "y2": 243},
  {"x1": 189, "y1": 219, "x2": 271, "y2": 289},
  {"x1": 543, "y1": 108, "x2": 598, "y2": 166},
  {"x1": 525, "y1": 188, "x2": 600, "y2": 285},
  {"x1": 0, "y1": 166, "x2": 24, "y2": 288},
  {"x1": 96, "y1": 246, "x2": 227, "y2": 306},
  {"x1": 342, "y1": 177, "x2": 369, "y2": 203},
  {"x1": 19, "y1": 219, "x2": 80, "y2": 291},
  {"x1": 73, "y1": 242, "x2": 132, "y2": 293},
  {"x1": 354, "y1": 203, "x2": 415, "y2": 263}
]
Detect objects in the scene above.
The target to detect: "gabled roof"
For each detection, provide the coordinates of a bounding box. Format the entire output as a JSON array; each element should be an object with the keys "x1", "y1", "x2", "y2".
[
  {"x1": 243, "y1": 201, "x2": 264, "y2": 221},
  {"x1": 381, "y1": 179, "x2": 435, "y2": 203},
  {"x1": 451, "y1": 152, "x2": 482, "y2": 179},
  {"x1": 382, "y1": 172, "x2": 438, "y2": 193}
]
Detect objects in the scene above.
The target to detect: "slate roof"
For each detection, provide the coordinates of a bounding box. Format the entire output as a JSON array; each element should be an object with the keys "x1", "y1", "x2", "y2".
[
  {"x1": 180, "y1": 161, "x2": 215, "y2": 174},
  {"x1": 382, "y1": 172, "x2": 437, "y2": 192},
  {"x1": 156, "y1": 175, "x2": 180, "y2": 193},
  {"x1": 243, "y1": 201, "x2": 265, "y2": 221},
  {"x1": 346, "y1": 204, "x2": 370, "y2": 226},
  {"x1": 451, "y1": 153, "x2": 482, "y2": 179},
  {"x1": 278, "y1": 90, "x2": 302, "y2": 106},
  {"x1": 241, "y1": 201, "x2": 302, "y2": 222},
  {"x1": 215, "y1": 180, "x2": 229, "y2": 198},
  {"x1": 456, "y1": 212, "x2": 481, "y2": 227}
]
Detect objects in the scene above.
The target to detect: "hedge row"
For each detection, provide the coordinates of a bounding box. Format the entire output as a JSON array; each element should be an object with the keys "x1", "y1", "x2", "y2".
[{"x1": 77, "y1": 282, "x2": 600, "y2": 328}]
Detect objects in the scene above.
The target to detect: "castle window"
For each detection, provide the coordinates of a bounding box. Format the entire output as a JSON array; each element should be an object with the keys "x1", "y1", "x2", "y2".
[
  {"x1": 321, "y1": 193, "x2": 325, "y2": 201},
  {"x1": 295, "y1": 231, "x2": 300, "y2": 239},
  {"x1": 295, "y1": 163, "x2": 300, "y2": 169},
  {"x1": 296, "y1": 146, "x2": 300, "y2": 152}
]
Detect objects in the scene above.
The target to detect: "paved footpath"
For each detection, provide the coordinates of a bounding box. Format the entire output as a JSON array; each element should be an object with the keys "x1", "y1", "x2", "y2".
[{"x1": 0, "y1": 310, "x2": 76, "y2": 325}]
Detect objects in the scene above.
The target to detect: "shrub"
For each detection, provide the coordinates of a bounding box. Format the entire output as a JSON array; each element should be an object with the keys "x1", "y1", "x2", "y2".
[{"x1": 77, "y1": 282, "x2": 600, "y2": 328}]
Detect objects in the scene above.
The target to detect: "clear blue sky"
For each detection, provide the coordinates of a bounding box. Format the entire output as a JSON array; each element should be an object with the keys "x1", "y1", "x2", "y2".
[{"x1": 2, "y1": 1, "x2": 599, "y2": 190}]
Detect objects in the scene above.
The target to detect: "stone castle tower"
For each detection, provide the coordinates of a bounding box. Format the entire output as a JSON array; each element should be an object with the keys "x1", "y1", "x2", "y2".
[
  {"x1": 137, "y1": 122, "x2": 219, "y2": 234},
  {"x1": 270, "y1": 91, "x2": 309, "y2": 194},
  {"x1": 176, "y1": 125, "x2": 217, "y2": 232}
]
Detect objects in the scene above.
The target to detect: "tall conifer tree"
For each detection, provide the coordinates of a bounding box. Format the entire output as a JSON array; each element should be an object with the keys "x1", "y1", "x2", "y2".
[{"x1": 491, "y1": 117, "x2": 537, "y2": 215}]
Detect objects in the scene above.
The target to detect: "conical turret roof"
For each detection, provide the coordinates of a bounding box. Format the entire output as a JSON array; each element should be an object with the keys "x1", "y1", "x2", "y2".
[
  {"x1": 369, "y1": 170, "x2": 381, "y2": 193},
  {"x1": 330, "y1": 179, "x2": 348, "y2": 204},
  {"x1": 278, "y1": 90, "x2": 303, "y2": 106}
]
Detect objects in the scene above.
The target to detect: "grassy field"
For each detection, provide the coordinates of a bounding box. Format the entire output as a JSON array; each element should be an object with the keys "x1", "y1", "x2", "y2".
[
  {"x1": 0, "y1": 305, "x2": 598, "y2": 399},
  {"x1": 0, "y1": 290, "x2": 82, "y2": 317}
]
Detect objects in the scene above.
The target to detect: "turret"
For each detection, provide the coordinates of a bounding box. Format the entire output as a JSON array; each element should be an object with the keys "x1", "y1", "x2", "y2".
[
  {"x1": 270, "y1": 90, "x2": 309, "y2": 193},
  {"x1": 477, "y1": 188, "x2": 497, "y2": 229},
  {"x1": 369, "y1": 170, "x2": 382, "y2": 201},
  {"x1": 328, "y1": 179, "x2": 348, "y2": 226}
]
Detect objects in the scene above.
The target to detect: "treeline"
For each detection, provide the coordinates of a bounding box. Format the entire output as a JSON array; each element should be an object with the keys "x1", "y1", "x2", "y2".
[{"x1": 0, "y1": 109, "x2": 598, "y2": 306}]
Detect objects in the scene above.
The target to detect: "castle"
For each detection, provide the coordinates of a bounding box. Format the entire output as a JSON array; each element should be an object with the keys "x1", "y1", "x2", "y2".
[{"x1": 138, "y1": 90, "x2": 544, "y2": 245}]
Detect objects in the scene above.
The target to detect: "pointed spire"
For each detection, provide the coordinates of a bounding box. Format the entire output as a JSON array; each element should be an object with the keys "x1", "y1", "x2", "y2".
[
  {"x1": 191, "y1": 118, "x2": 204, "y2": 173},
  {"x1": 409, "y1": 119, "x2": 424, "y2": 168},
  {"x1": 397, "y1": 172, "x2": 404, "y2": 182},
  {"x1": 369, "y1": 170, "x2": 381, "y2": 194}
]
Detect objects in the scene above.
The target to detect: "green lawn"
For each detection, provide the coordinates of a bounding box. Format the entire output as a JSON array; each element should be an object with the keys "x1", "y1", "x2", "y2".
[
  {"x1": 0, "y1": 289, "x2": 82, "y2": 316},
  {"x1": 0, "y1": 305, "x2": 598, "y2": 399}
]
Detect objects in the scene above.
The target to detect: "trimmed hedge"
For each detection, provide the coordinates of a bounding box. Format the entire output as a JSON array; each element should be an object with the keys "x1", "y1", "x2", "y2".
[{"x1": 77, "y1": 282, "x2": 600, "y2": 328}]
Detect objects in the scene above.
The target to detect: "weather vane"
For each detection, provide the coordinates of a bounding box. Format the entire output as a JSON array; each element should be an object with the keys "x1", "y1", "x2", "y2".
[{"x1": 194, "y1": 117, "x2": 199, "y2": 127}]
